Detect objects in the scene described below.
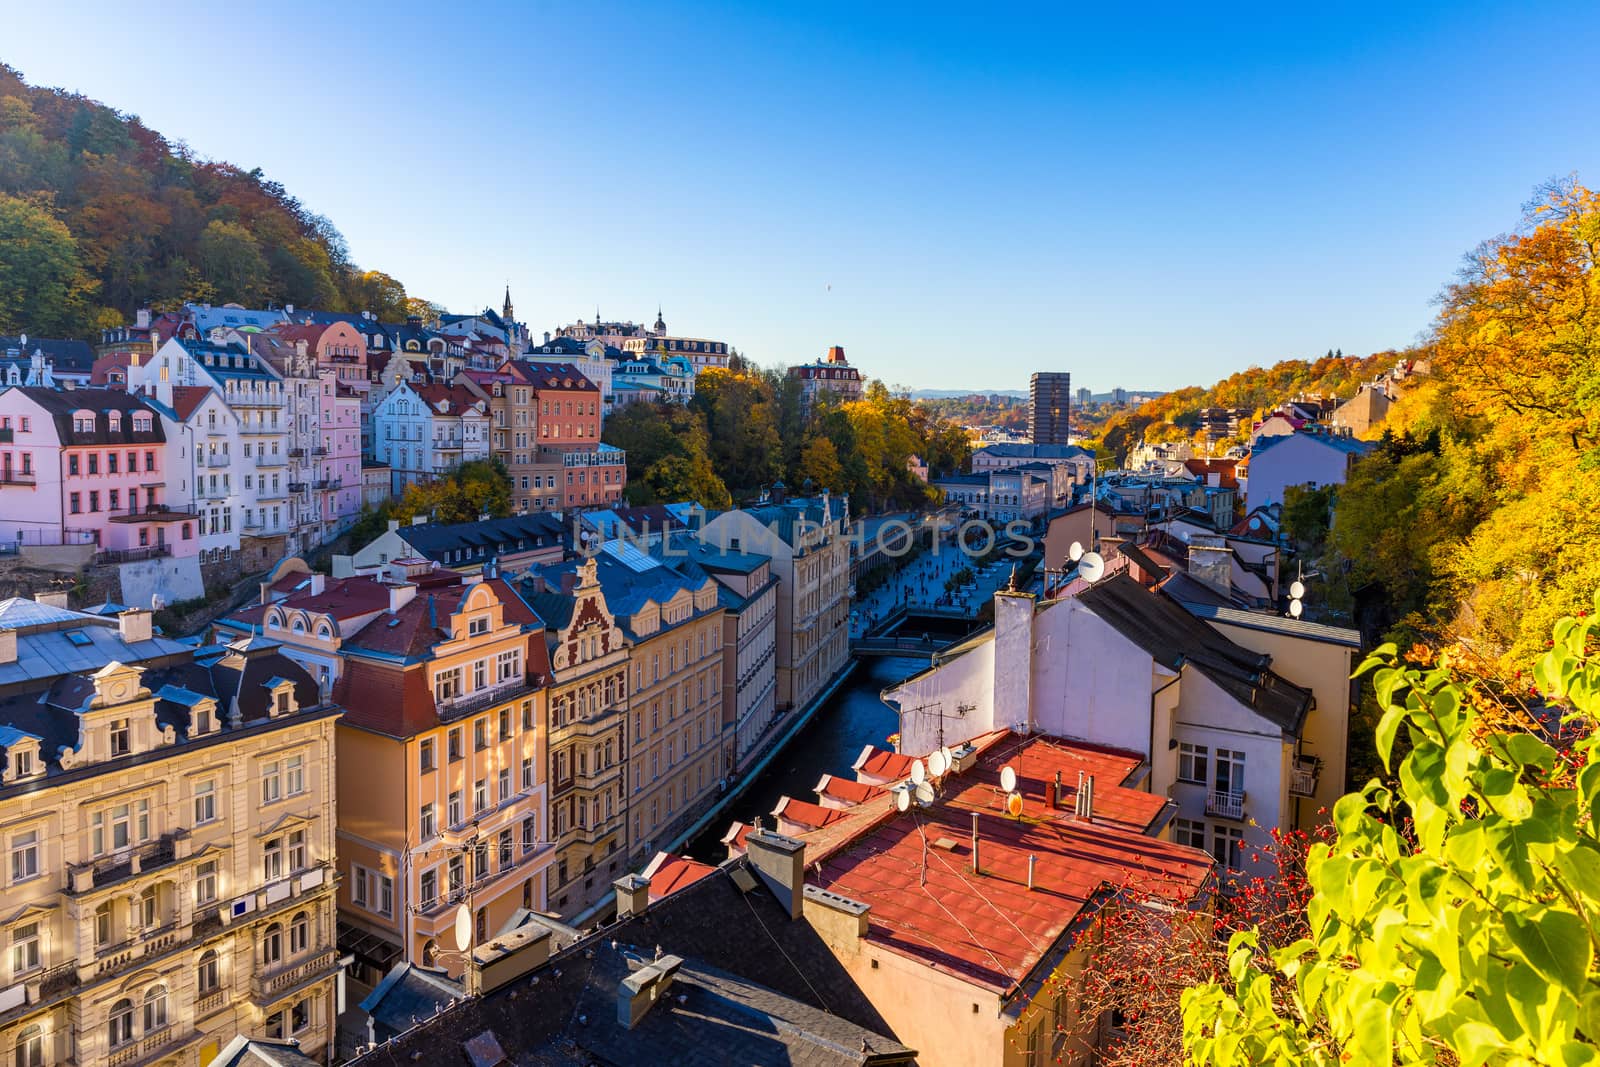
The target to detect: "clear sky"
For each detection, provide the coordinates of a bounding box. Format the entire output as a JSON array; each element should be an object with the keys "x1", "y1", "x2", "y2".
[{"x1": 10, "y1": 2, "x2": 1600, "y2": 391}]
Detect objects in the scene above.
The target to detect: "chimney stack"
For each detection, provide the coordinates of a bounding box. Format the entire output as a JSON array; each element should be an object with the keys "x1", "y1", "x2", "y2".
[
  {"x1": 614, "y1": 873, "x2": 651, "y2": 919},
  {"x1": 33, "y1": 591, "x2": 69, "y2": 609},
  {"x1": 307, "y1": 573, "x2": 326, "y2": 597},
  {"x1": 1027, "y1": 854, "x2": 1036, "y2": 891},
  {"x1": 0, "y1": 629, "x2": 16, "y2": 665},
  {"x1": 118, "y1": 608, "x2": 153, "y2": 644},
  {"x1": 971, "y1": 812, "x2": 981, "y2": 874},
  {"x1": 388, "y1": 583, "x2": 418, "y2": 614},
  {"x1": 1187, "y1": 533, "x2": 1232, "y2": 599},
  {"x1": 1075, "y1": 775, "x2": 1096, "y2": 821},
  {"x1": 617, "y1": 954, "x2": 683, "y2": 1030},
  {"x1": 744, "y1": 829, "x2": 806, "y2": 919}
]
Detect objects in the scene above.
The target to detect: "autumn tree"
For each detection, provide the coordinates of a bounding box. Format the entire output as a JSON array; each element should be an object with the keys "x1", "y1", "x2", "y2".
[{"x1": 0, "y1": 192, "x2": 91, "y2": 334}]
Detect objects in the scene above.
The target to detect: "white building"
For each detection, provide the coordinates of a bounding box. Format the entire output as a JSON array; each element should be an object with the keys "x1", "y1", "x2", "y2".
[
  {"x1": 882, "y1": 575, "x2": 1355, "y2": 878},
  {"x1": 1245, "y1": 430, "x2": 1373, "y2": 508},
  {"x1": 371, "y1": 381, "x2": 491, "y2": 491}
]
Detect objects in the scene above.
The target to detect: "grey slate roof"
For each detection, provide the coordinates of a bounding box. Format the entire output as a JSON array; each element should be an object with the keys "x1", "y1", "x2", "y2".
[
  {"x1": 360, "y1": 964, "x2": 464, "y2": 1043},
  {"x1": 205, "y1": 1036, "x2": 321, "y2": 1067},
  {"x1": 399, "y1": 513, "x2": 570, "y2": 567},
  {"x1": 1179, "y1": 602, "x2": 1363, "y2": 649},
  {"x1": 1078, "y1": 574, "x2": 1313, "y2": 734}
]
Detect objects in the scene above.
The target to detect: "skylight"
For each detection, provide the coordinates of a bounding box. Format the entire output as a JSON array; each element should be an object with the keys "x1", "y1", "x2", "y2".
[{"x1": 64, "y1": 629, "x2": 92, "y2": 646}]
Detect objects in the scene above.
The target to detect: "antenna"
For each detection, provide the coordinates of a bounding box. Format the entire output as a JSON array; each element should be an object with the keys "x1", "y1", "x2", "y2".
[
  {"x1": 1000, "y1": 766, "x2": 1018, "y2": 793},
  {"x1": 1078, "y1": 552, "x2": 1105, "y2": 584}
]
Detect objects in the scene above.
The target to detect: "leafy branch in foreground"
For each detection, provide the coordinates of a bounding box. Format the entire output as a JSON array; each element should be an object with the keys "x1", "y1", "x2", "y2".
[{"x1": 1182, "y1": 592, "x2": 1600, "y2": 1065}]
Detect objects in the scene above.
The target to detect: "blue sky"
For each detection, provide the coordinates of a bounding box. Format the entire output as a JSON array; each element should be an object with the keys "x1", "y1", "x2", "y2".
[{"x1": 11, "y1": 2, "x2": 1600, "y2": 391}]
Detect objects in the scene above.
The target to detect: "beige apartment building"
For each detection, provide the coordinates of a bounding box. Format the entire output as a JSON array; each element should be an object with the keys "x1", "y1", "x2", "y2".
[
  {"x1": 699, "y1": 492, "x2": 851, "y2": 712},
  {"x1": 0, "y1": 597, "x2": 341, "y2": 1067}
]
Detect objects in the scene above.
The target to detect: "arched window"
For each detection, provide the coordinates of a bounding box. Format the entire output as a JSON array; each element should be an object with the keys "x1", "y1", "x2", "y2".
[
  {"x1": 14, "y1": 1025, "x2": 42, "y2": 1067},
  {"x1": 267, "y1": 612, "x2": 282, "y2": 630},
  {"x1": 197, "y1": 949, "x2": 219, "y2": 994},
  {"x1": 291, "y1": 617, "x2": 305, "y2": 634},
  {"x1": 421, "y1": 939, "x2": 438, "y2": 967},
  {"x1": 289, "y1": 911, "x2": 309, "y2": 955},
  {"x1": 108, "y1": 999, "x2": 134, "y2": 1048},
  {"x1": 142, "y1": 985, "x2": 168, "y2": 1031},
  {"x1": 262, "y1": 923, "x2": 283, "y2": 966},
  {"x1": 317, "y1": 623, "x2": 332, "y2": 639}
]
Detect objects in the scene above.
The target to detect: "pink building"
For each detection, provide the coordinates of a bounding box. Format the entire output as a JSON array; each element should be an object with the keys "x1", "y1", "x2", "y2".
[
  {"x1": 319, "y1": 375, "x2": 363, "y2": 536},
  {"x1": 0, "y1": 387, "x2": 200, "y2": 559}
]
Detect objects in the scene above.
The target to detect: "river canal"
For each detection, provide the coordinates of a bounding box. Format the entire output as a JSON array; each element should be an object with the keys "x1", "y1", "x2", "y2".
[{"x1": 686, "y1": 655, "x2": 928, "y2": 861}]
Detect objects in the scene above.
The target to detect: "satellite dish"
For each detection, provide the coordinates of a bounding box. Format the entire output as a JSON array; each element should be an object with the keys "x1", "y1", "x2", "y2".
[
  {"x1": 915, "y1": 782, "x2": 936, "y2": 806},
  {"x1": 1289, "y1": 580, "x2": 1306, "y2": 600},
  {"x1": 1289, "y1": 599, "x2": 1303, "y2": 618},
  {"x1": 941, "y1": 746, "x2": 954, "y2": 772},
  {"x1": 1078, "y1": 552, "x2": 1105, "y2": 583},
  {"x1": 910, "y1": 759, "x2": 926, "y2": 785},
  {"x1": 927, "y1": 750, "x2": 948, "y2": 777},
  {"x1": 895, "y1": 788, "x2": 911, "y2": 813},
  {"x1": 1069, "y1": 541, "x2": 1084, "y2": 562},
  {"x1": 1000, "y1": 766, "x2": 1018, "y2": 793},
  {"x1": 1006, "y1": 792, "x2": 1024, "y2": 817},
  {"x1": 452, "y1": 902, "x2": 472, "y2": 952}
]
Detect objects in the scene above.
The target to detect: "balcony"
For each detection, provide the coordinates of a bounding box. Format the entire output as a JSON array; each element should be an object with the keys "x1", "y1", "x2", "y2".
[
  {"x1": 312, "y1": 446, "x2": 328, "y2": 457},
  {"x1": 251, "y1": 948, "x2": 339, "y2": 1003},
  {"x1": 197, "y1": 482, "x2": 230, "y2": 500},
  {"x1": 288, "y1": 448, "x2": 305, "y2": 459},
  {"x1": 1289, "y1": 756, "x2": 1321, "y2": 798},
  {"x1": 436, "y1": 679, "x2": 539, "y2": 723},
  {"x1": 198, "y1": 452, "x2": 231, "y2": 468},
  {"x1": 1205, "y1": 791, "x2": 1246, "y2": 821},
  {"x1": 288, "y1": 481, "x2": 309, "y2": 493},
  {"x1": 0, "y1": 471, "x2": 36, "y2": 486},
  {"x1": 95, "y1": 545, "x2": 172, "y2": 564},
  {"x1": 255, "y1": 453, "x2": 287, "y2": 468}
]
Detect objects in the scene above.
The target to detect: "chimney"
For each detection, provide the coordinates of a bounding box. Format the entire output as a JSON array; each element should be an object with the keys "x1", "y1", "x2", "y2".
[
  {"x1": 744, "y1": 829, "x2": 806, "y2": 919},
  {"x1": 1027, "y1": 854, "x2": 1036, "y2": 891},
  {"x1": 0, "y1": 629, "x2": 16, "y2": 665},
  {"x1": 118, "y1": 608, "x2": 153, "y2": 644},
  {"x1": 285, "y1": 303, "x2": 295, "y2": 316},
  {"x1": 32, "y1": 591, "x2": 69, "y2": 609},
  {"x1": 388, "y1": 583, "x2": 418, "y2": 613},
  {"x1": 614, "y1": 873, "x2": 651, "y2": 918},
  {"x1": 1053, "y1": 770, "x2": 1063, "y2": 808},
  {"x1": 466, "y1": 925, "x2": 551, "y2": 996},
  {"x1": 307, "y1": 573, "x2": 326, "y2": 597},
  {"x1": 387, "y1": 519, "x2": 401, "y2": 533},
  {"x1": 1075, "y1": 775, "x2": 1096, "y2": 821},
  {"x1": 135, "y1": 308, "x2": 151, "y2": 330},
  {"x1": 1187, "y1": 533, "x2": 1232, "y2": 598},
  {"x1": 618, "y1": 954, "x2": 683, "y2": 1030},
  {"x1": 971, "y1": 812, "x2": 981, "y2": 873}
]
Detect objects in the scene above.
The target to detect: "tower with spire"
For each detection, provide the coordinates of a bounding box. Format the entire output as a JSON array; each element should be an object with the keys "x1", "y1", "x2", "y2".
[
  {"x1": 503, "y1": 285, "x2": 514, "y2": 322},
  {"x1": 653, "y1": 306, "x2": 666, "y2": 336}
]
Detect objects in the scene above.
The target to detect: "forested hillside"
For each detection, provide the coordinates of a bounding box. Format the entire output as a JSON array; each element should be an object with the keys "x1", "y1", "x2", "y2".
[
  {"x1": 1319, "y1": 179, "x2": 1600, "y2": 670},
  {"x1": 0, "y1": 63, "x2": 428, "y2": 336}
]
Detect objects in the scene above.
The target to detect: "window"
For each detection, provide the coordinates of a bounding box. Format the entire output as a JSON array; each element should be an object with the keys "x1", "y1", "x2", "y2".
[
  {"x1": 448, "y1": 728, "x2": 463, "y2": 761},
  {"x1": 435, "y1": 667, "x2": 462, "y2": 703},
  {"x1": 196, "y1": 859, "x2": 217, "y2": 905},
  {"x1": 498, "y1": 708, "x2": 511, "y2": 740},
  {"x1": 497, "y1": 649, "x2": 520, "y2": 683},
  {"x1": 1212, "y1": 825, "x2": 1245, "y2": 870},
  {"x1": 108, "y1": 999, "x2": 134, "y2": 1048},
  {"x1": 289, "y1": 911, "x2": 309, "y2": 954},
  {"x1": 448, "y1": 790, "x2": 463, "y2": 826},
  {"x1": 1177, "y1": 742, "x2": 1208, "y2": 785},
  {"x1": 142, "y1": 985, "x2": 168, "y2": 1031},
  {"x1": 474, "y1": 778, "x2": 488, "y2": 812},
  {"x1": 473, "y1": 718, "x2": 487, "y2": 751},
  {"x1": 261, "y1": 760, "x2": 282, "y2": 805},
  {"x1": 468, "y1": 615, "x2": 489, "y2": 636},
  {"x1": 1175, "y1": 818, "x2": 1206, "y2": 850},
  {"x1": 521, "y1": 756, "x2": 535, "y2": 790},
  {"x1": 351, "y1": 866, "x2": 369, "y2": 908},
  {"x1": 197, "y1": 949, "x2": 219, "y2": 994},
  {"x1": 9, "y1": 831, "x2": 38, "y2": 884},
  {"x1": 420, "y1": 803, "x2": 436, "y2": 839},
  {"x1": 139, "y1": 885, "x2": 158, "y2": 927},
  {"x1": 288, "y1": 829, "x2": 306, "y2": 871},
  {"x1": 498, "y1": 767, "x2": 511, "y2": 802},
  {"x1": 91, "y1": 799, "x2": 149, "y2": 856},
  {"x1": 194, "y1": 779, "x2": 216, "y2": 824},
  {"x1": 498, "y1": 828, "x2": 513, "y2": 869},
  {"x1": 521, "y1": 816, "x2": 536, "y2": 852},
  {"x1": 448, "y1": 856, "x2": 464, "y2": 894},
  {"x1": 109, "y1": 718, "x2": 130, "y2": 756},
  {"x1": 285, "y1": 753, "x2": 305, "y2": 795},
  {"x1": 262, "y1": 923, "x2": 283, "y2": 966},
  {"x1": 1216, "y1": 749, "x2": 1246, "y2": 797},
  {"x1": 419, "y1": 738, "x2": 435, "y2": 771},
  {"x1": 94, "y1": 903, "x2": 112, "y2": 947},
  {"x1": 14, "y1": 1026, "x2": 41, "y2": 1067},
  {"x1": 264, "y1": 837, "x2": 284, "y2": 882},
  {"x1": 420, "y1": 869, "x2": 438, "y2": 907},
  {"x1": 10, "y1": 922, "x2": 40, "y2": 977}
]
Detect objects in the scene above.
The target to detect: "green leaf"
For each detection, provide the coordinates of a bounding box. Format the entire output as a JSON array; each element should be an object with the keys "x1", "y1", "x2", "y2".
[
  {"x1": 1504, "y1": 909, "x2": 1593, "y2": 996},
  {"x1": 1376, "y1": 702, "x2": 1408, "y2": 772},
  {"x1": 1350, "y1": 997, "x2": 1392, "y2": 1064}
]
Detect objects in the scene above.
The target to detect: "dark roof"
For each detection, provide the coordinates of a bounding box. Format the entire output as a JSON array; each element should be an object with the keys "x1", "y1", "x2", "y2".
[
  {"x1": 0, "y1": 335, "x2": 96, "y2": 371},
  {"x1": 1078, "y1": 574, "x2": 1313, "y2": 734},
  {"x1": 359, "y1": 964, "x2": 463, "y2": 1043},
  {"x1": 506, "y1": 360, "x2": 598, "y2": 392},
  {"x1": 398, "y1": 513, "x2": 570, "y2": 567},
  {"x1": 349, "y1": 861, "x2": 912, "y2": 1067},
  {"x1": 8, "y1": 387, "x2": 166, "y2": 445}
]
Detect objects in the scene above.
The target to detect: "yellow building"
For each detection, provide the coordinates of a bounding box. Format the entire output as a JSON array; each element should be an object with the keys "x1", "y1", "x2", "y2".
[
  {"x1": 329, "y1": 574, "x2": 554, "y2": 989},
  {"x1": 0, "y1": 598, "x2": 341, "y2": 1067}
]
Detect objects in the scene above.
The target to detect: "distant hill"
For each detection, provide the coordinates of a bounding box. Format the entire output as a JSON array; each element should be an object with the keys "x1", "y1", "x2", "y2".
[
  {"x1": 910, "y1": 387, "x2": 1167, "y2": 401},
  {"x1": 0, "y1": 63, "x2": 429, "y2": 337}
]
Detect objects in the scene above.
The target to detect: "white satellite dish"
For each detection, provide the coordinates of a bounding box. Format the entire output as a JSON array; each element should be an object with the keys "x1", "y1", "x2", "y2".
[
  {"x1": 452, "y1": 902, "x2": 472, "y2": 952},
  {"x1": 1289, "y1": 599, "x2": 1303, "y2": 619},
  {"x1": 941, "y1": 746, "x2": 954, "y2": 772},
  {"x1": 895, "y1": 788, "x2": 911, "y2": 813},
  {"x1": 915, "y1": 782, "x2": 936, "y2": 807},
  {"x1": 1000, "y1": 766, "x2": 1018, "y2": 793},
  {"x1": 910, "y1": 759, "x2": 926, "y2": 785},
  {"x1": 1078, "y1": 552, "x2": 1105, "y2": 583},
  {"x1": 927, "y1": 750, "x2": 948, "y2": 777},
  {"x1": 1289, "y1": 580, "x2": 1306, "y2": 600},
  {"x1": 1069, "y1": 540, "x2": 1085, "y2": 562}
]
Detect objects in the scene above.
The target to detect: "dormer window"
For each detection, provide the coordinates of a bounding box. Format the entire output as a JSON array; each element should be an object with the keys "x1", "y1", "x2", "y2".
[
  {"x1": 133, "y1": 414, "x2": 151, "y2": 433},
  {"x1": 468, "y1": 616, "x2": 489, "y2": 637}
]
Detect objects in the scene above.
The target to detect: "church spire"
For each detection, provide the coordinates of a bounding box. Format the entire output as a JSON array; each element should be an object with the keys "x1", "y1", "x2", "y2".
[
  {"x1": 654, "y1": 305, "x2": 666, "y2": 334},
  {"x1": 503, "y1": 284, "x2": 513, "y2": 321}
]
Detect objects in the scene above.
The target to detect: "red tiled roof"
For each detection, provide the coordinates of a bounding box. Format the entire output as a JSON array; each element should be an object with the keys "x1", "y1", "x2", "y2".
[
  {"x1": 809, "y1": 731, "x2": 1212, "y2": 994},
  {"x1": 280, "y1": 575, "x2": 395, "y2": 620},
  {"x1": 852, "y1": 745, "x2": 916, "y2": 782},
  {"x1": 414, "y1": 383, "x2": 486, "y2": 414},
  {"x1": 815, "y1": 774, "x2": 886, "y2": 806},
  {"x1": 269, "y1": 323, "x2": 331, "y2": 347},
  {"x1": 772, "y1": 797, "x2": 851, "y2": 832},
  {"x1": 641, "y1": 852, "x2": 717, "y2": 901},
  {"x1": 721, "y1": 821, "x2": 754, "y2": 853},
  {"x1": 170, "y1": 385, "x2": 212, "y2": 422}
]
